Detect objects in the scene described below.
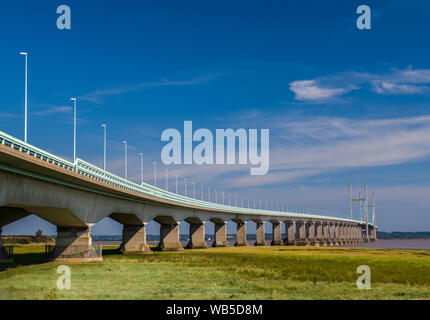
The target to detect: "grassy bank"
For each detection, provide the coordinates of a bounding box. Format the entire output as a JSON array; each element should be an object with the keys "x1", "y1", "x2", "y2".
[{"x1": 0, "y1": 245, "x2": 429, "y2": 299}]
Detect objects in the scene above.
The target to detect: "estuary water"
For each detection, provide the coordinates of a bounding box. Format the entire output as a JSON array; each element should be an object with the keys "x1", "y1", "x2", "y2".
[{"x1": 101, "y1": 239, "x2": 430, "y2": 249}]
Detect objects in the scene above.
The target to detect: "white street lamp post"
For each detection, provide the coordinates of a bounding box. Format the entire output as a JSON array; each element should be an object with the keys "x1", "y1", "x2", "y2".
[
  {"x1": 123, "y1": 141, "x2": 127, "y2": 179},
  {"x1": 71, "y1": 98, "x2": 77, "y2": 163},
  {"x1": 192, "y1": 181, "x2": 195, "y2": 198},
  {"x1": 153, "y1": 162, "x2": 157, "y2": 188},
  {"x1": 101, "y1": 124, "x2": 107, "y2": 170},
  {"x1": 20, "y1": 52, "x2": 28, "y2": 143},
  {"x1": 139, "y1": 153, "x2": 143, "y2": 184}
]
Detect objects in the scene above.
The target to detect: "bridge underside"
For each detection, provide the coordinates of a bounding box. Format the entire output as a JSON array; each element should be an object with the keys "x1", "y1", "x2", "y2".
[{"x1": 0, "y1": 165, "x2": 376, "y2": 263}]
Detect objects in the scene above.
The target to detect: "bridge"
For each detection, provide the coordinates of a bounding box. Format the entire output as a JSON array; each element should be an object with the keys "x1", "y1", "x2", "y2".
[{"x1": 0, "y1": 130, "x2": 377, "y2": 263}]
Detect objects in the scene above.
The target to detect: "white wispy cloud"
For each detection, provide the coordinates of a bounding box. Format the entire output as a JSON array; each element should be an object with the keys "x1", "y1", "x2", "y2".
[
  {"x1": 78, "y1": 73, "x2": 225, "y2": 104},
  {"x1": 31, "y1": 105, "x2": 73, "y2": 116},
  {"x1": 86, "y1": 113, "x2": 430, "y2": 189},
  {"x1": 289, "y1": 80, "x2": 349, "y2": 101},
  {"x1": 289, "y1": 66, "x2": 430, "y2": 101}
]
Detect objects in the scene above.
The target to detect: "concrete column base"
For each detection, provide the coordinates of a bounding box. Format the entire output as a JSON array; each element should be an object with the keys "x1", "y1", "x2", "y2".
[
  {"x1": 234, "y1": 222, "x2": 249, "y2": 247},
  {"x1": 255, "y1": 222, "x2": 267, "y2": 246},
  {"x1": 212, "y1": 223, "x2": 229, "y2": 247},
  {"x1": 235, "y1": 241, "x2": 249, "y2": 246},
  {"x1": 325, "y1": 240, "x2": 334, "y2": 246},
  {"x1": 271, "y1": 240, "x2": 283, "y2": 246},
  {"x1": 319, "y1": 240, "x2": 328, "y2": 247},
  {"x1": 283, "y1": 239, "x2": 297, "y2": 246},
  {"x1": 157, "y1": 223, "x2": 184, "y2": 251},
  {"x1": 186, "y1": 223, "x2": 208, "y2": 249},
  {"x1": 119, "y1": 224, "x2": 151, "y2": 254},
  {"x1": 271, "y1": 222, "x2": 282, "y2": 246},
  {"x1": 284, "y1": 223, "x2": 295, "y2": 246},
  {"x1": 296, "y1": 240, "x2": 310, "y2": 246},
  {"x1": 310, "y1": 239, "x2": 320, "y2": 247},
  {"x1": 49, "y1": 226, "x2": 102, "y2": 262},
  {"x1": 254, "y1": 240, "x2": 267, "y2": 246}
]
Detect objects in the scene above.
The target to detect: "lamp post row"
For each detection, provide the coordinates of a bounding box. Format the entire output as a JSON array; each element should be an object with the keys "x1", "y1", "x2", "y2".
[{"x1": 17, "y1": 52, "x2": 330, "y2": 216}]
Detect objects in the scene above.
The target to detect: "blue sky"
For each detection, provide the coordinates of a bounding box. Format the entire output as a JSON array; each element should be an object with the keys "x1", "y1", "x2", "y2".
[{"x1": 1, "y1": 0, "x2": 430, "y2": 235}]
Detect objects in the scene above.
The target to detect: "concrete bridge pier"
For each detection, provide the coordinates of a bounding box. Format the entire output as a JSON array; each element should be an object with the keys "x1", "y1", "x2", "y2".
[
  {"x1": 49, "y1": 225, "x2": 102, "y2": 262},
  {"x1": 343, "y1": 223, "x2": 349, "y2": 245},
  {"x1": 346, "y1": 224, "x2": 352, "y2": 244},
  {"x1": 329, "y1": 222, "x2": 336, "y2": 246},
  {"x1": 254, "y1": 221, "x2": 267, "y2": 246},
  {"x1": 315, "y1": 222, "x2": 324, "y2": 246},
  {"x1": 350, "y1": 225, "x2": 356, "y2": 244},
  {"x1": 284, "y1": 222, "x2": 295, "y2": 245},
  {"x1": 350, "y1": 225, "x2": 355, "y2": 244},
  {"x1": 271, "y1": 221, "x2": 282, "y2": 246},
  {"x1": 355, "y1": 225, "x2": 361, "y2": 243},
  {"x1": 119, "y1": 224, "x2": 151, "y2": 254},
  {"x1": 186, "y1": 219, "x2": 208, "y2": 249},
  {"x1": 342, "y1": 224, "x2": 348, "y2": 245},
  {"x1": 296, "y1": 222, "x2": 307, "y2": 245},
  {"x1": 322, "y1": 223, "x2": 330, "y2": 246},
  {"x1": 370, "y1": 226, "x2": 377, "y2": 242},
  {"x1": 155, "y1": 217, "x2": 184, "y2": 251},
  {"x1": 335, "y1": 223, "x2": 342, "y2": 245},
  {"x1": 212, "y1": 220, "x2": 229, "y2": 247},
  {"x1": 234, "y1": 220, "x2": 249, "y2": 246},
  {"x1": 109, "y1": 213, "x2": 151, "y2": 254},
  {"x1": 307, "y1": 222, "x2": 318, "y2": 246}
]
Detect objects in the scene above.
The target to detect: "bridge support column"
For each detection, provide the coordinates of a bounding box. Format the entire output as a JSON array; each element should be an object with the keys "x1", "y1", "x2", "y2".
[
  {"x1": 0, "y1": 228, "x2": 12, "y2": 263},
  {"x1": 234, "y1": 221, "x2": 249, "y2": 246},
  {"x1": 307, "y1": 222, "x2": 317, "y2": 246},
  {"x1": 354, "y1": 225, "x2": 360, "y2": 244},
  {"x1": 119, "y1": 224, "x2": 151, "y2": 254},
  {"x1": 284, "y1": 222, "x2": 295, "y2": 245},
  {"x1": 329, "y1": 223, "x2": 337, "y2": 246},
  {"x1": 333, "y1": 222, "x2": 342, "y2": 246},
  {"x1": 323, "y1": 223, "x2": 330, "y2": 246},
  {"x1": 341, "y1": 224, "x2": 348, "y2": 245},
  {"x1": 49, "y1": 225, "x2": 102, "y2": 262},
  {"x1": 271, "y1": 222, "x2": 282, "y2": 246},
  {"x1": 348, "y1": 225, "x2": 353, "y2": 244},
  {"x1": 296, "y1": 222, "x2": 307, "y2": 246},
  {"x1": 186, "y1": 222, "x2": 208, "y2": 249},
  {"x1": 350, "y1": 225, "x2": 355, "y2": 244},
  {"x1": 335, "y1": 223, "x2": 342, "y2": 245},
  {"x1": 254, "y1": 222, "x2": 267, "y2": 246},
  {"x1": 370, "y1": 227, "x2": 377, "y2": 242},
  {"x1": 212, "y1": 222, "x2": 229, "y2": 247},
  {"x1": 343, "y1": 225, "x2": 349, "y2": 244},
  {"x1": 315, "y1": 222, "x2": 325, "y2": 246},
  {"x1": 157, "y1": 223, "x2": 184, "y2": 251}
]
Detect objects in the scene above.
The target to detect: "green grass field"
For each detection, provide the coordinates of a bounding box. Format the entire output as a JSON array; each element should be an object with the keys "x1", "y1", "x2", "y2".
[{"x1": 1, "y1": 245, "x2": 430, "y2": 300}]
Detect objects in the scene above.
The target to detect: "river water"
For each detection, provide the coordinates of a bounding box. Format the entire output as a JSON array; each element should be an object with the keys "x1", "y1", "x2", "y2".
[{"x1": 101, "y1": 239, "x2": 430, "y2": 249}]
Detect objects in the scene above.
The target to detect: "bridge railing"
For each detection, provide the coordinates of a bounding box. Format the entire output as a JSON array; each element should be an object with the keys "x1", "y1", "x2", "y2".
[
  {"x1": 0, "y1": 131, "x2": 75, "y2": 171},
  {"x1": 0, "y1": 130, "x2": 363, "y2": 224}
]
